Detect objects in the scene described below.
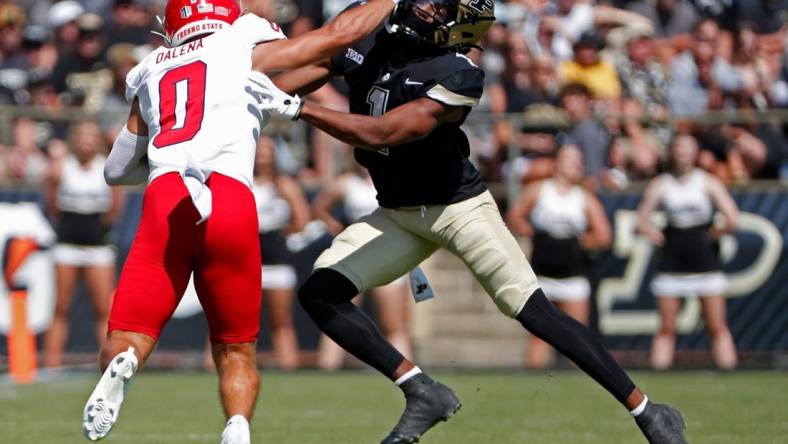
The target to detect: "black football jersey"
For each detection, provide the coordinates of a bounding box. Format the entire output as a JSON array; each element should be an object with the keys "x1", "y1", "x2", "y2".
[{"x1": 330, "y1": 30, "x2": 487, "y2": 208}]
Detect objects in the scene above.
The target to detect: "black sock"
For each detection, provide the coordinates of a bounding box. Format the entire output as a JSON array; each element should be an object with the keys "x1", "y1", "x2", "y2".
[
  {"x1": 298, "y1": 269, "x2": 405, "y2": 377},
  {"x1": 516, "y1": 289, "x2": 636, "y2": 404}
]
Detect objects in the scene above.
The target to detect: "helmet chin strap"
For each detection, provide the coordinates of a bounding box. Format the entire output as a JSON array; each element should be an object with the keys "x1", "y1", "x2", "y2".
[
  {"x1": 384, "y1": 19, "x2": 400, "y2": 34},
  {"x1": 151, "y1": 15, "x2": 173, "y2": 47}
]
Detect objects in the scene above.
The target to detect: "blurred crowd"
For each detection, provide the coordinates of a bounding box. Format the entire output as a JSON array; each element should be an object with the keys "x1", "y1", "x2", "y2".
[
  {"x1": 477, "y1": 0, "x2": 788, "y2": 188},
  {"x1": 0, "y1": 0, "x2": 786, "y2": 188}
]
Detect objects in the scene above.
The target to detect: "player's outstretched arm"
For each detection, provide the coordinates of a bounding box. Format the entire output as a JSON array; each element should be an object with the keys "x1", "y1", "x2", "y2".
[
  {"x1": 272, "y1": 59, "x2": 333, "y2": 96},
  {"x1": 253, "y1": 71, "x2": 465, "y2": 149},
  {"x1": 298, "y1": 98, "x2": 465, "y2": 150},
  {"x1": 253, "y1": 0, "x2": 394, "y2": 73}
]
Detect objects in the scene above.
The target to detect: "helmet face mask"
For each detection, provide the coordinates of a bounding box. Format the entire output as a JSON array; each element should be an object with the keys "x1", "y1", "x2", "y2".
[{"x1": 387, "y1": 0, "x2": 494, "y2": 52}]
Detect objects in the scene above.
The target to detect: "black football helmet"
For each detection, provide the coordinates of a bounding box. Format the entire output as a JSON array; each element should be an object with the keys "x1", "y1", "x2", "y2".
[{"x1": 386, "y1": 0, "x2": 495, "y2": 52}]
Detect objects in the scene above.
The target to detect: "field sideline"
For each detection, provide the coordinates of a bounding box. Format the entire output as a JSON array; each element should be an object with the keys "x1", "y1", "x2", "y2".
[{"x1": 1, "y1": 370, "x2": 785, "y2": 443}]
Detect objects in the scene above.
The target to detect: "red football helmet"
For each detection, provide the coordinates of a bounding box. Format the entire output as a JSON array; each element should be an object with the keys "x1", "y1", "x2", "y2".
[{"x1": 163, "y1": 0, "x2": 242, "y2": 46}]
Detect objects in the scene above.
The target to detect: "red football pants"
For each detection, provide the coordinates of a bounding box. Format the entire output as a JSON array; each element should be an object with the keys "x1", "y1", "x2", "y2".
[{"x1": 108, "y1": 172, "x2": 262, "y2": 343}]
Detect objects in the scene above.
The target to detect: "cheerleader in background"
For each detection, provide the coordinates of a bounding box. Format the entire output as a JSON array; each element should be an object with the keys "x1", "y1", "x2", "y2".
[
  {"x1": 254, "y1": 136, "x2": 311, "y2": 370},
  {"x1": 43, "y1": 120, "x2": 123, "y2": 367},
  {"x1": 312, "y1": 164, "x2": 413, "y2": 370},
  {"x1": 507, "y1": 145, "x2": 612, "y2": 369},
  {"x1": 637, "y1": 134, "x2": 739, "y2": 370}
]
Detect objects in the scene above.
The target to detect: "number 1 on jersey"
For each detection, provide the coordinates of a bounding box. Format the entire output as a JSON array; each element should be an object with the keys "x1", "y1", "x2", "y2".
[
  {"x1": 366, "y1": 86, "x2": 390, "y2": 156},
  {"x1": 366, "y1": 86, "x2": 389, "y2": 117},
  {"x1": 153, "y1": 61, "x2": 207, "y2": 148}
]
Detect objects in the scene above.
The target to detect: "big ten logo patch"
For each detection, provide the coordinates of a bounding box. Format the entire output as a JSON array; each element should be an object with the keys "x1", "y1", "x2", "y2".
[{"x1": 346, "y1": 48, "x2": 365, "y2": 65}]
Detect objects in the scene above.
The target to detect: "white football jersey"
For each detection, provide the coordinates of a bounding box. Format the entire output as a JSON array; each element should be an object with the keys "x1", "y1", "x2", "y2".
[{"x1": 125, "y1": 14, "x2": 285, "y2": 189}]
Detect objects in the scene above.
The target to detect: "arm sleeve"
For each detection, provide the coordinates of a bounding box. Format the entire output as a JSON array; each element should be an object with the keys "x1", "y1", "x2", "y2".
[
  {"x1": 421, "y1": 57, "x2": 485, "y2": 107},
  {"x1": 105, "y1": 126, "x2": 150, "y2": 185},
  {"x1": 232, "y1": 13, "x2": 287, "y2": 47}
]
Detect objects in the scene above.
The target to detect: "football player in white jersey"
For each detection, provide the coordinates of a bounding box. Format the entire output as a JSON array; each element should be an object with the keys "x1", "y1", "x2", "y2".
[{"x1": 81, "y1": 0, "x2": 397, "y2": 442}]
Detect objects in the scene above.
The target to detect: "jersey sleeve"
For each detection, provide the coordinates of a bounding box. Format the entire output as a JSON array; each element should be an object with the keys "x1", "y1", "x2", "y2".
[
  {"x1": 124, "y1": 62, "x2": 145, "y2": 103},
  {"x1": 419, "y1": 54, "x2": 485, "y2": 107},
  {"x1": 231, "y1": 13, "x2": 287, "y2": 48}
]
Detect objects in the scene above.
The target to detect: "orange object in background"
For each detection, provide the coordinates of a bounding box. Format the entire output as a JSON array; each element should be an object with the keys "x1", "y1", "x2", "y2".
[{"x1": 3, "y1": 238, "x2": 39, "y2": 384}]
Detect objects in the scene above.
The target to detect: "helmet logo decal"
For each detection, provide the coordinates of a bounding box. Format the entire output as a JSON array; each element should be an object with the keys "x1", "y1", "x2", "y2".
[
  {"x1": 164, "y1": 0, "x2": 240, "y2": 47},
  {"x1": 192, "y1": 0, "x2": 215, "y2": 13},
  {"x1": 467, "y1": 0, "x2": 493, "y2": 14}
]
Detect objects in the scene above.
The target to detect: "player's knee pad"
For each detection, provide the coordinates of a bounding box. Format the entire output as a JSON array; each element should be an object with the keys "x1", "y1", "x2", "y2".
[
  {"x1": 494, "y1": 284, "x2": 539, "y2": 318},
  {"x1": 297, "y1": 268, "x2": 358, "y2": 314}
]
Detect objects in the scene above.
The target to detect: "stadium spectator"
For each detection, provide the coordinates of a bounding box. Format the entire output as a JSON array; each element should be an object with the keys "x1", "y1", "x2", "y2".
[
  {"x1": 0, "y1": 3, "x2": 27, "y2": 104},
  {"x1": 0, "y1": 2, "x2": 26, "y2": 65},
  {"x1": 609, "y1": 101, "x2": 662, "y2": 181},
  {"x1": 105, "y1": 0, "x2": 156, "y2": 46},
  {"x1": 22, "y1": 24, "x2": 58, "y2": 74},
  {"x1": 497, "y1": 33, "x2": 535, "y2": 113},
  {"x1": 625, "y1": 0, "x2": 699, "y2": 38},
  {"x1": 313, "y1": 164, "x2": 414, "y2": 370},
  {"x1": 731, "y1": 22, "x2": 773, "y2": 109},
  {"x1": 560, "y1": 83, "x2": 611, "y2": 186},
  {"x1": 253, "y1": 135, "x2": 311, "y2": 370},
  {"x1": 290, "y1": 0, "x2": 325, "y2": 35},
  {"x1": 668, "y1": 38, "x2": 741, "y2": 117},
  {"x1": 529, "y1": 54, "x2": 562, "y2": 105},
  {"x1": 721, "y1": 100, "x2": 786, "y2": 180},
  {"x1": 727, "y1": 0, "x2": 788, "y2": 36},
  {"x1": 2, "y1": 117, "x2": 48, "y2": 184},
  {"x1": 614, "y1": 28, "x2": 669, "y2": 119},
  {"x1": 479, "y1": 22, "x2": 508, "y2": 77},
  {"x1": 25, "y1": 70, "x2": 71, "y2": 151},
  {"x1": 101, "y1": 43, "x2": 142, "y2": 139},
  {"x1": 637, "y1": 134, "x2": 739, "y2": 370},
  {"x1": 43, "y1": 119, "x2": 122, "y2": 368},
  {"x1": 535, "y1": 0, "x2": 596, "y2": 60},
  {"x1": 46, "y1": 0, "x2": 84, "y2": 54},
  {"x1": 559, "y1": 31, "x2": 622, "y2": 101},
  {"x1": 506, "y1": 144, "x2": 612, "y2": 368},
  {"x1": 51, "y1": 13, "x2": 112, "y2": 110},
  {"x1": 498, "y1": 103, "x2": 565, "y2": 183},
  {"x1": 610, "y1": 28, "x2": 671, "y2": 179},
  {"x1": 772, "y1": 57, "x2": 788, "y2": 107}
]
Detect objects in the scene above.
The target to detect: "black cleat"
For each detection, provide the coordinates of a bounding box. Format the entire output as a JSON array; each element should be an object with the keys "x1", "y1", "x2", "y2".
[
  {"x1": 635, "y1": 402, "x2": 688, "y2": 444},
  {"x1": 380, "y1": 374, "x2": 461, "y2": 444}
]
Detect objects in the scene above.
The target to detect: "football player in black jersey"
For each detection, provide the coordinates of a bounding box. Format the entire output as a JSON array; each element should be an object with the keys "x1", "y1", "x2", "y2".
[{"x1": 257, "y1": 1, "x2": 687, "y2": 443}]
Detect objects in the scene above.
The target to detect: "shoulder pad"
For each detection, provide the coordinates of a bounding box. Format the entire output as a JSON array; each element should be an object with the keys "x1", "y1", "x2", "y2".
[{"x1": 414, "y1": 53, "x2": 484, "y2": 107}]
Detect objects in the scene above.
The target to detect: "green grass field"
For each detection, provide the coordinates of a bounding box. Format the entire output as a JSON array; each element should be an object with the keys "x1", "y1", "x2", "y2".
[{"x1": 1, "y1": 370, "x2": 785, "y2": 443}]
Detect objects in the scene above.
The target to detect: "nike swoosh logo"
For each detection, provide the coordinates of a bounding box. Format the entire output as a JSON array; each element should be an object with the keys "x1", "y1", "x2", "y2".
[{"x1": 404, "y1": 78, "x2": 423, "y2": 86}]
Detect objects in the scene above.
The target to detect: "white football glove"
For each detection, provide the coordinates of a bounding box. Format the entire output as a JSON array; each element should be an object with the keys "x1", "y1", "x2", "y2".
[{"x1": 247, "y1": 71, "x2": 303, "y2": 121}]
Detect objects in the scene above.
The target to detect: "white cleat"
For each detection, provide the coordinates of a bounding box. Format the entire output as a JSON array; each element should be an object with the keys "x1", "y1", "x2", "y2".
[
  {"x1": 82, "y1": 347, "x2": 139, "y2": 441},
  {"x1": 220, "y1": 415, "x2": 251, "y2": 444}
]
